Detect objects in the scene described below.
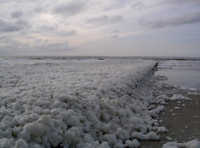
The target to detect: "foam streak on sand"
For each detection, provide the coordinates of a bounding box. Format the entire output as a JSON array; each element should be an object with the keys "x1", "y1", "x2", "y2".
[
  {"x1": 0, "y1": 58, "x2": 167, "y2": 148},
  {"x1": 163, "y1": 139, "x2": 200, "y2": 148}
]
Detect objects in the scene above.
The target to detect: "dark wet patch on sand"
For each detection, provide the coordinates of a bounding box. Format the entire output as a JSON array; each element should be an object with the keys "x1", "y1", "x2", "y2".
[{"x1": 141, "y1": 94, "x2": 200, "y2": 148}]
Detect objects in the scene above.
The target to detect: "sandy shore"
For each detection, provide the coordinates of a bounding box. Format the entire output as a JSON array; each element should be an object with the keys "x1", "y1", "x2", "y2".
[{"x1": 141, "y1": 94, "x2": 200, "y2": 148}]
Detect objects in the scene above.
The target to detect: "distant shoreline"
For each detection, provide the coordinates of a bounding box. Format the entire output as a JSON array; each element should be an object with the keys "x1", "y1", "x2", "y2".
[{"x1": 1, "y1": 55, "x2": 200, "y2": 61}]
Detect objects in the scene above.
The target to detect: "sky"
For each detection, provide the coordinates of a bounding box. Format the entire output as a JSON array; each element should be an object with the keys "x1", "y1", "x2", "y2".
[{"x1": 0, "y1": 0, "x2": 200, "y2": 57}]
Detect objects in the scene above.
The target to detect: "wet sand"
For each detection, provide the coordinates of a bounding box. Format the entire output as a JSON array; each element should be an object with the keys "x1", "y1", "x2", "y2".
[{"x1": 141, "y1": 94, "x2": 200, "y2": 148}]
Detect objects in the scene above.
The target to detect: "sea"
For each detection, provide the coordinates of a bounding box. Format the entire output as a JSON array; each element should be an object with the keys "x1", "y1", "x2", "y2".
[{"x1": 157, "y1": 60, "x2": 200, "y2": 91}]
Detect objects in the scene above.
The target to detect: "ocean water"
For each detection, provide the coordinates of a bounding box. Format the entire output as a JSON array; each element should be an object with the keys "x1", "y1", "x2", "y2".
[{"x1": 157, "y1": 60, "x2": 200, "y2": 90}]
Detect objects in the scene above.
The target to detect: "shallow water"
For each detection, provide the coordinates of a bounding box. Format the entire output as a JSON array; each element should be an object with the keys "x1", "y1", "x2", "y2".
[{"x1": 157, "y1": 60, "x2": 200, "y2": 90}]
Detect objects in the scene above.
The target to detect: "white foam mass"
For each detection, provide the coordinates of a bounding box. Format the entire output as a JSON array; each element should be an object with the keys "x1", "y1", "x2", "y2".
[
  {"x1": 163, "y1": 139, "x2": 200, "y2": 148},
  {"x1": 0, "y1": 58, "x2": 164, "y2": 148}
]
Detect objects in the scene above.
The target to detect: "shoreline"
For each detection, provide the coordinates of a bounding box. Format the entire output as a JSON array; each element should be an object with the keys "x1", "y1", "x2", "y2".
[
  {"x1": 0, "y1": 56, "x2": 200, "y2": 61},
  {"x1": 141, "y1": 93, "x2": 200, "y2": 148}
]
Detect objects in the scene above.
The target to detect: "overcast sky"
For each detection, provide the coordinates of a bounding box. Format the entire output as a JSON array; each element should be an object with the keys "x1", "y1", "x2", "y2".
[{"x1": 0, "y1": 0, "x2": 200, "y2": 57}]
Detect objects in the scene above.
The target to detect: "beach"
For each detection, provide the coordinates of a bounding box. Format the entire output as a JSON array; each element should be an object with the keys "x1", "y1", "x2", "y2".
[
  {"x1": 0, "y1": 57, "x2": 200, "y2": 148},
  {"x1": 142, "y1": 94, "x2": 200, "y2": 148},
  {"x1": 141, "y1": 60, "x2": 200, "y2": 148}
]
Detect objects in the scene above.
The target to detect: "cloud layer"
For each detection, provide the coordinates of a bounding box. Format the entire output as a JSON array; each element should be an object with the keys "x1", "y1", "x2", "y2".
[
  {"x1": 54, "y1": 1, "x2": 87, "y2": 17},
  {"x1": 140, "y1": 12, "x2": 200, "y2": 29},
  {"x1": 0, "y1": 0, "x2": 200, "y2": 56},
  {"x1": 0, "y1": 19, "x2": 28, "y2": 33}
]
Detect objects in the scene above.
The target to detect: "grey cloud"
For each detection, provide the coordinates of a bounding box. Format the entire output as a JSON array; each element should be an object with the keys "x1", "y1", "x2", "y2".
[
  {"x1": 54, "y1": 1, "x2": 86, "y2": 17},
  {"x1": 11, "y1": 11, "x2": 23, "y2": 18},
  {"x1": 162, "y1": 0, "x2": 200, "y2": 5},
  {"x1": 111, "y1": 34, "x2": 119, "y2": 39},
  {"x1": 36, "y1": 25, "x2": 77, "y2": 36},
  {"x1": 110, "y1": 30, "x2": 120, "y2": 38},
  {"x1": 32, "y1": 41, "x2": 74, "y2": 55},
  {"x1": 0, "y1": 37, "x2": 25, "y2": 55},
  {"x1": 131, "y1": 1, "x2": 145, "y2": 10},
  {"x1": 0, "y1": 36, "x2": 8, "y2": 41},
  {"x1": 104, "y1": 0, "x2": 131, "y2": 10},
  {"x1": 43, "y1": 42, "x2": 72, "y2": 52},
  {"x1": 58, "y1": 30, "x2": 77, "y2": 36},
  {"x1": 112, "y1": 29, "x2": 120, "y2": 33},
  {"x1": 0, "y1": 37, "x2": 72, "y2": 56},
  {"x1": 87, "y1": 15, "x2": 123, "y2": 26},
  {"x1": 141, "y1": 12, "x2": 200, "y2": 29},
  {"x1": 0, "y1": 19, "x2": 28, "y2": 33}
]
